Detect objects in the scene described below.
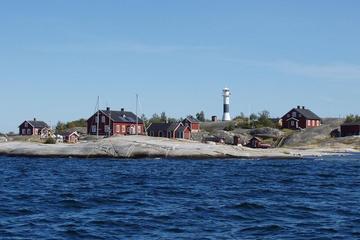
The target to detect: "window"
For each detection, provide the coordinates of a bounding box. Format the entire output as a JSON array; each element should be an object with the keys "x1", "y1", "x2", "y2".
[
  {"x1": 116, "y1": 125, "x2": 120, "y2": 133},
  {"x1": 92, "y1": 125, "x2": 97, "y2": 133},
  {"x1": 102, "y1": 116, "x2": 106, "y2": 123},
  {"x1": 122, "y1": 125, "x2": 126, "y2": 133},
  {"x1": 95, "y1": 116, "x2": 99, "y2": 123},
  {"x1": 22, "y1": 129, "x2": 26, "y2": 135},
  {"x1": 307, "y1": 120, "x2": 311, "y2": 126},
  {"x1": 25, "y1": 122, "x2": 28, "y2": 127},
  {"x1": 287, "y1": 114, "x2": 290, "y2": 118},
  {"x1": 137, "y1": 126, "x2": 142, "y2": 134},
  {"x1": 317, "y1": 120, "x2": 320, "y2": 126},
  {"x1": 292, "y1": 112, "x2": 297, "y2": 118},
  {"x1": 291, "y1": 121, "x2": 294, "y2": 126},
  {"x1": 27, "y1": 129, "x2": 31, "y2": 135}
]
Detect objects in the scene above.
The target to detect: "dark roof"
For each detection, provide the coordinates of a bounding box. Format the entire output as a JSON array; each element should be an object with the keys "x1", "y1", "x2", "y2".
[
  {"x1": 147, "y1": 122, "x2": 182, "y2": 133},
  {"x1": 184, "y1": 116, "x2": 199, "y2": 123},
  {"x1": 341, "y1": 121, "x2": 360, "y2": 126},
  {"x1": 251, "y1": 137, "x2": 263, "y2": 142},
  {"x1": 27, "y1": 120, "x2": 49, "y2": 128},
  {"x1": 177, "y1": 125, "x2": 189, "y2": 133},
  {"x1": 62, "y1": 130, "x2": 80, "y2": 136},
  {"x1": 283, "y1": 108, "x2": 321, "y2": 120},
  {"x1": 101, "y1": 110, "x2": 143, "y2": 123}
]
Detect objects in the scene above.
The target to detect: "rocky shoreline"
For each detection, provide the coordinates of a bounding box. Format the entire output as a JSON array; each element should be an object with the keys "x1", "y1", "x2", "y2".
[{"x1": 0, "y1": 135, "x2": 358, "y2": 159}]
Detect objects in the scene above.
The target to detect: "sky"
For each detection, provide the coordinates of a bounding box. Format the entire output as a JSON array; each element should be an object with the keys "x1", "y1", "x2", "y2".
[{"x1": 1, "y1": 0, "x2": 359, "y2": 132}]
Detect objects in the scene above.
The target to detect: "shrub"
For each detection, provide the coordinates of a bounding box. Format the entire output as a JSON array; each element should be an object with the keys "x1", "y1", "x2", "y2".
[
  {"x1": 44, "y1": 137, "x2": 56, "y2": 144},
  {"x1": 224, "y1": 123, "x2": 235, "y2": 131}
]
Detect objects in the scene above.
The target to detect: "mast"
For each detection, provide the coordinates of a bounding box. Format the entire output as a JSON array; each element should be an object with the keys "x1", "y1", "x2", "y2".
[
  {"x1": 136, "y1": 94, "x2": 139, "y2": 135},
  {"x1": 96, "y1": 96, "x2": 100, "y2": 138}
]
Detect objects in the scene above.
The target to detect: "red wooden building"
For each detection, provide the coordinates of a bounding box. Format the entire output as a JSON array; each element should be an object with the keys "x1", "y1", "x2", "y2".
[
  {"x1": 281, "y1": 106, "x2": 321, "y2": 130},
  {"x1": 63, "y1": 130, "x2": 80, "y2": 143},
  {"x1": 147, "y1": 122, "x2": 191, "y2": 140},
  {"x1": 87, "y1": 108, "x2": 144, "y2": 136},
  {"x1": 19, "y1": 118, "x2": 49, "y2": 136},
  {"x1": 341, "y1": 122, "x2": 360, "y2": 137},
  {"x1": 182, "y1": 116, "x2": 200, "y2": 132}
]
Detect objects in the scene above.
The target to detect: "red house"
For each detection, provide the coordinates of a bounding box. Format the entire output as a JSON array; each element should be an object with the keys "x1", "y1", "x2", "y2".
[
  {"x1": 281, "y1": 106, "x2": 321, "y2": 130},
  {"x1": 147, "y1": 122, "x2": 191, "y2": 140},
  {"x1": 182, "y1": 116, "x2": 200, "y2": 132},
  {"x1": 87, "y1": 107, "x2": 144, "y2": 136},
  {"x1": 19, "y1": 118, "x2": 49, "y2": 136},
  {"x1": 63, "y1": 130, "x2": 80, "y2": 143},
  {"x1": 341, "y1": 122, "x2": 360, "y2": 137}
]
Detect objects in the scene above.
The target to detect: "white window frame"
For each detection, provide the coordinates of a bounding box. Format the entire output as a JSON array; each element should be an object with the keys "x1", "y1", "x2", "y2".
[
  {"x1": 92, "y1": 125, "x2": 97, "y2": 133},
  {"x1": 102, "y1": 116, "x2": 106, "y2": 123},
  {"x1": 292, "y1": 112, "x2": 297, "y2": 118},
  {"x1": 27, "y1": 129, "x2": 31, "y2": 135}
]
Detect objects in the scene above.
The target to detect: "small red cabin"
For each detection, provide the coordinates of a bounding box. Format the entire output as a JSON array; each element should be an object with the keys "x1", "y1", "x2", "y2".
[
  {"x1": 63, "y1": 130, "x2": 80, "y2": 143},
  {"x1": 87, "y1": 107, "x2": 144, "y2": 136},
  {"x1": 147, "y1": 122, "x2": 191, "y2": 140},
  {"x1": 281, "y1": 106, "x2": 321, "y2": 130},
  {"x1": 247, "y1": 137, "x2": 271, "y2": 149},
  {"x1": 182, "y1": 116, "x2": 200, "y2": 132},
  {"x1": 341, "y1": 122, "x2": 360, "y2": 137}
]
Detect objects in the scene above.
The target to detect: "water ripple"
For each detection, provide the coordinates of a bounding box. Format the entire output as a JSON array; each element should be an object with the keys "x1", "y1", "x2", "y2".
[{"x1": 0, "y1": 155, "x2": 359, "y2": 239}]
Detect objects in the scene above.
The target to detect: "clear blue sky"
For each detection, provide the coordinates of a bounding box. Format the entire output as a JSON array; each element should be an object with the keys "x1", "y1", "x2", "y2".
[{"x1": 1, "y1": 0, "x2": 359, "y2": 132}]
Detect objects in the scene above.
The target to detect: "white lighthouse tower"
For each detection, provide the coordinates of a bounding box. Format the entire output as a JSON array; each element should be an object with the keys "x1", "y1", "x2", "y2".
[{"x1": 222, "y1": 88, "x2": 231, "y2": 121}]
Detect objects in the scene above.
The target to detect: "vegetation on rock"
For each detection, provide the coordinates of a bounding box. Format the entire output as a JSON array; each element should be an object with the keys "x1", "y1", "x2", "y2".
[
  {"x1": 345, "y1": 114, "x2": 360, "y2": 123},
  {"x1": 55, "y1": 119, "x2": 87, "y2": 133}
]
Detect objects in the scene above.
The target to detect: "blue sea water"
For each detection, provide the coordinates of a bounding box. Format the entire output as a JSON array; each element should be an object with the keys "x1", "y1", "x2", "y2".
[{"x1": 0, "y1": 155, "x2": 360, "y2": 239}]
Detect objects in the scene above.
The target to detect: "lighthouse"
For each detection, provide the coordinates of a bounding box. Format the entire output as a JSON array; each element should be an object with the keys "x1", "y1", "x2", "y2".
[{"x1": 222, "y1": 88, "x2": 231, "y2": 121}]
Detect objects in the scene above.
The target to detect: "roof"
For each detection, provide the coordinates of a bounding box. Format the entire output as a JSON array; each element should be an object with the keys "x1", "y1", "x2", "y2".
[
  {"x1": 147, "y1": 122, "x2": 182, "y2": 133},
  {"x1": 341, "y1": 121, "x2": 360, "y2": 126},
  {"x1": 25, "y1": 120, "x2": 49, "y2": 129},
  {"x1": 184, "y1": 116, "x2": 199, "y2": 123},
  {"x1": 62, "y1": 130, "x2": 80, "y2": 137},
  {"x1": 283, "y1": 107, "x2": 321, "y2": 120},
  {"x1": 250, "y1": 137, "x2": 263, "y2": 142},
  {"x1": 100, "y1": 110, "x2": 143, "y2": 123},
  {"x1": 177, "y1": 125, "x2": 189, "y2": 133}
]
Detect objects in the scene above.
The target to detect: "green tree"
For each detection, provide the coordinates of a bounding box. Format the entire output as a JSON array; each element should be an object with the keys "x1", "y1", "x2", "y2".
[
  {"x1": 345, "y1": 114, "x2": 360, "y2": 123},
  {"x1": 160, "y1": 112, "x2": 167, "y2": 122},
  {"x1": 196, "y1": 111, "x2": 205, "y2": 122}
]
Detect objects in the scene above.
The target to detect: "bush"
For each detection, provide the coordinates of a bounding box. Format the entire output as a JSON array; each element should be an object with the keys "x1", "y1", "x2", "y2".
[
  {"x1": 224, "y1": 123, "x2": 235, "y2": 131},
  {"x1": 44, "y1": 137, "x2": 56, "y2": 144}
]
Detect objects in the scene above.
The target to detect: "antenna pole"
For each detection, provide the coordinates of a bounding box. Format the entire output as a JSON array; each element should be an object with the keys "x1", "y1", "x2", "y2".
[
  {"x1": 136, "y1": 94, "x2": 139, "y2": 135},
  {"x1": 96, "y1": 96, "x2": 100, "y2": 138}
]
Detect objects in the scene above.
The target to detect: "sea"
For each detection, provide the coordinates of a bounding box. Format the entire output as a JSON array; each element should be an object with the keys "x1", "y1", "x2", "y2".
[{"x1": 0, "y1": 154, "x2": 360, "y2": 239}]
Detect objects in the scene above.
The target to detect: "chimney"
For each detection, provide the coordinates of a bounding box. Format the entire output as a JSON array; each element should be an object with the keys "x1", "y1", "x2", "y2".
[
  {"x1": 121, "y1": 108, "x2": 124, "y2": 112},
  {"x1": 34, "y1": 118, "x2": 37, "y2": 122},
  {"x1": 106, "y1": 107, "x2": 110, "y2": 111},
  {"x1": 297, "y1": 106, "x2": 300, "y2": 109},
  {"x1": 302, "y1": 106, "x2": 305, "y2": 109}
]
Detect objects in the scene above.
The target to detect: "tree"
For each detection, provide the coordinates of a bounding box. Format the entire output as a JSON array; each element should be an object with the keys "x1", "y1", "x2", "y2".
[
  {"x1": 160, "y1": 112, "x2": 167, "y2": 122},
  {"x1": 249, "y1": 113, "x2": 258, "y2": 121},
  {"x1": 196, "y1": 111, "x2": 205, "y2": 122},
  {"x1": 257, "y1": 110, "x2": 274, "y2": 127},
  {"x1": 345, "y1": 114, "x2": 360, "y2": 123}
]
